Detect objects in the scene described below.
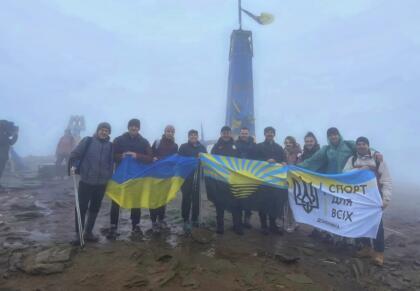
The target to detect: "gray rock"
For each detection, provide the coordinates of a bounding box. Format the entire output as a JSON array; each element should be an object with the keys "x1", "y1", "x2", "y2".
[
  {"x1": 191, "y1": 228, "x2": 214, "y2": 244},
  {"x1": 274, "y1": 253, "x2": 300, "y2": 264},
  {"x1": 20, "y1": 246, "x2": 73, "y2": 275},
  {"x1": 285, "y1": 273, "x2": 313, "y2": 284}
]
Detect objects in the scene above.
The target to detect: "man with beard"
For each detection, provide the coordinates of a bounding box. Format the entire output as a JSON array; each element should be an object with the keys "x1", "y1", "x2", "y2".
[
  {"x1": 107, "y1": 119, "x2": 153, "y2": 238},
  {"x1": 343, "y1": 137, "x2": 392, "y2": 266},
  {"x1": 235, "y1": 127, "x2": 256, "y2": 229},
  {"x1": 254, "y1": 127, "x2": 286, "y2": 235},
  {"x1": 178, "y1": 129, "x2": 207, "y2": 233},
  {"x1": 298, "y1": 127, "x2": 382, "y2": 174},
  {"x1": 69, "y1": 122, "x2": 113, "y2": 243},
  {"x1": 149, "y1": 125, "x2": 178, "y2": 233},
  {"x1": 209, "y1": 126, "x2": 243, "y2": 235}
]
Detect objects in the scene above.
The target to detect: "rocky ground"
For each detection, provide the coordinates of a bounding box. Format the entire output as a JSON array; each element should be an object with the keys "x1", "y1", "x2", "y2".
[{"x1": 0, "y1": 159, "x2": 419, "y2": 291}]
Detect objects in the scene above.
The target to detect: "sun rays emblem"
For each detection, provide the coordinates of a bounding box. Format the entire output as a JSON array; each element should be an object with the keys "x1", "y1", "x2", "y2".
[
  {"x1": 201, "y1": 154, "x2": 288, "y2": 199},
  {"x1": 292, "y1": 176, "x2": 319, "y2": 214}
]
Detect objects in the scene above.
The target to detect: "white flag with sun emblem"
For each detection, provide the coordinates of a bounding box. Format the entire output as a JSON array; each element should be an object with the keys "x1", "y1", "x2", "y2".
[{"x1": 287, "y1": 166, "x2": 383, "y2": 238}]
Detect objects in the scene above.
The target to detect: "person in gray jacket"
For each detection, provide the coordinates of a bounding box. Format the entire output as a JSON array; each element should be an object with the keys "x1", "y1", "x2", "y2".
[{"x1": 69, "y1": 122, "x2": 113, "y2": 243}]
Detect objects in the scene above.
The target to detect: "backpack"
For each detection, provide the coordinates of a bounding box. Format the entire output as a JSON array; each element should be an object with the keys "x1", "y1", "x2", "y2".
[{"x1": 68, "y1": 137, "x2": 93, "y2": 175}]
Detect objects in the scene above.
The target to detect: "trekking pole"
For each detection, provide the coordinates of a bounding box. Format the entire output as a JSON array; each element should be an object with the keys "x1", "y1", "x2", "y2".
[
  {"x1": 72, "y1": 174, "x2": 85, "y2": 248},
  {"x1": 193, "y1": 163, "x2": 200, "y2": 226}
]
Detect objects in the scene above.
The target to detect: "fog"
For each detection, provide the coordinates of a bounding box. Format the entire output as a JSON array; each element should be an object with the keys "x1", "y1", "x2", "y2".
[{"x1": 1, "y1": 0, "x2": 419, "y2": 183}]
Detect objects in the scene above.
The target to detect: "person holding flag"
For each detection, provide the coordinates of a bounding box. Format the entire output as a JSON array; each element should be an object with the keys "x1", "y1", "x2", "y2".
[
  {"x1": 343, "y1": 136, "x2": 392, "y2": 266},
  {"x1": 254, "y1": 127, "x2": 286, "y2": 235},
  {"x1": 209, "y1": 126, "x2": 243, "y2": 235},
  {"x1": 178, "y1": 129, "x2": 207, "y2": 233},
  {"x1": 149, "y1": 125, "x2": 178, "y2": 233},
  {"x1": 108, "y1": 119, "x2": 153, "y2": 238},
  {"x1": 234, "y1": 127, "x2": 256, "y2": 229}
]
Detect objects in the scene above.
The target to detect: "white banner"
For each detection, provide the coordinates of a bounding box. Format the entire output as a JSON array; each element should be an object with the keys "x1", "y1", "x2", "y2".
[{"x1": 288, "y1": 166, "x2": 383, "y2": 238}]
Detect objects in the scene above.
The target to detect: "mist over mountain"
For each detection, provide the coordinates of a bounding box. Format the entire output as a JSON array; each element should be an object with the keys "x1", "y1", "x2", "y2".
[{"x1": 1, "y1": 0, "x2": 419, "y2": 182}]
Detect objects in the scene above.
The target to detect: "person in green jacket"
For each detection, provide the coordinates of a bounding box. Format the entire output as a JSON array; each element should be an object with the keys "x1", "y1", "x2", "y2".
[{"x1": 298, "y1": 127, "x2": 381, "y2": 174}]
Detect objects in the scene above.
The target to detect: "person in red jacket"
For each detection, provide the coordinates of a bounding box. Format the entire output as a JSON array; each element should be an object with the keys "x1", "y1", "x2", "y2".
[
  {"x1": 55, "y1": 129, "x2": 75, "y2": 178},
  {"x1": 150, "y1": 125, "x2": 178, "y2": 233}
]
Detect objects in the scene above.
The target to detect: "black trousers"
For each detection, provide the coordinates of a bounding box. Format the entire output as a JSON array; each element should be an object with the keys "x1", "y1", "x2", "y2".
[
  {"x1": 181, "y1": 183, "x2": 200, "y2": 223},
  {"x1": 150, "y1": 206, "x2": 166, "y2": 223},
  {"x1": 259, "y1": 189, "x2": 288, "y2": 228},
  {"x1": 110, "y1": 200, "x2": 141, "y2": 227},
  {"x1": 216, "y1": 204, "x2": 242, "y2": 228},
  {"x1": 74, "y1": 181, "x2": 106, "y2": 232},
  {"x1": 358, "y1": 219, "x2": 385, "y2": 252}
]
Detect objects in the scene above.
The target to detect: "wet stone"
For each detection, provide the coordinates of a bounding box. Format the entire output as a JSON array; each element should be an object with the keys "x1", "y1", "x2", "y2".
[
  {"x1": 285, "y1": 273, "x2": 313, "y2": 284},
  {"x1": 20, "y1": 246, "x2": 73, "y2": 275},
  {"x1": 274, "y1": 253, "x2": 300, "y2": 264},
  {"x1": 124, "y1": 275, "x2": 149, "y2": 288},
  {"x1": 191, "y1": 228, "x2": 214, "y2": 244}
]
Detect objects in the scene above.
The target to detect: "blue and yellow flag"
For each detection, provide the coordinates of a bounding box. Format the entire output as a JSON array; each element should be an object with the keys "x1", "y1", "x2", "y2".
[
  {"x1": 200, "y1": 153, "x2": 288, "y2": 198},
  {"x1": 106, "y1": 155, "x2": 198, "y2": 209},
  {"x1": 200, "y1": 153, "x2": 288, "y2": 215}
]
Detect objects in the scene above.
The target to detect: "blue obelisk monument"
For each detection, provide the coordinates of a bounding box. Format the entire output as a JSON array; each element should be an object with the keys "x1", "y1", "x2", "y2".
[
  {"x1": 225, "y1": 1, "x2": 273, "y2": 137},
  {"x1": 225, "y1": 28, "x2": 255, "y2": 137}
]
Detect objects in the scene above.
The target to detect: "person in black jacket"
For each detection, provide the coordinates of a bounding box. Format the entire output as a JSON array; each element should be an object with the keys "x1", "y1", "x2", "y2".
[
  {"x1": 210, "y1": 126, "x2": 243, "y2": 235},
  {"x1": 254, "y1": 126, "x2": 286, "y2": 235},
  {"x1": 150, "y1": 125, "x2": 178, "y2": 233},
  {"x1": 234, "y1": 127, "x2": 256, "y2": 228},
  {"x1": 178, "y1": 129, "x2": 207, "y2": 233},
  {"x1": 107, "y1": 119, "x2": 153, "y2": 238}
]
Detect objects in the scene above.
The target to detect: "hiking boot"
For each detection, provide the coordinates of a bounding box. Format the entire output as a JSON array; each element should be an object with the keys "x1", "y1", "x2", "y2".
[
  {"x1": 356, "y1": 246, "x2": 373, "y2": 258},
  {"x1": 183, "y1": 222, "x2": 192, "y2": 234},
  {"x1": 372, "y1": 252, "x2": 384, "y2": 266},
  {"x1": 132, "y1": 224, "x2": 142, "y2": 235},
  {"x1": 216, "y1": 224, "x2": 224, "y2": 235},
  {"x1": 106, "y1": 225, "x2": 118, "y2": 240},
  {"x1": 152, "y1": 222, "x2": 160, "y2": 234},
  {"x1": 84, "y1": 232, "x2": 99, "y2": 242},
  {"x1": 233, "y1": 225, "x2": 244, "y2": 236},
  {"x1": 158, "y1": 220, "x2": 168, "y2": 230},
  {"x1": 84, "y1": 212, "x2": 99, "y2": 242}
]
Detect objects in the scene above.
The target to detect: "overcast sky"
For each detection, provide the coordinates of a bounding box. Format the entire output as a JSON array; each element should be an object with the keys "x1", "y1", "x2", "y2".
[{"x1": 1, "y1": 0, "x2": 419, "y2": 182}]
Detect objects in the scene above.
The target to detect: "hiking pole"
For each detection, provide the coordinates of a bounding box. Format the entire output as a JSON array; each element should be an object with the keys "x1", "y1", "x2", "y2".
[
  {"x1": 193, "y1": 164, "x2": 200, "y2": 226},
  {"x1": 72, "y1": 174, "x2": 85, "y2": 248}
]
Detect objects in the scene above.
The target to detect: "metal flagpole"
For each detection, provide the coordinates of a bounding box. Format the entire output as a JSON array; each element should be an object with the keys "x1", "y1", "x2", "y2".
[
  {"x1": 72, "y1": 174, "x2": 85, "y2": 248},
  {"x1": 238, "y1": 0, "x2": 242, "y2": 29}
]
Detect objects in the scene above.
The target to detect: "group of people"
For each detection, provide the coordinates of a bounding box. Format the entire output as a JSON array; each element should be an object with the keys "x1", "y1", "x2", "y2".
[{"x1": 68, "y1": 119, "x2": 392, "y2": 266}]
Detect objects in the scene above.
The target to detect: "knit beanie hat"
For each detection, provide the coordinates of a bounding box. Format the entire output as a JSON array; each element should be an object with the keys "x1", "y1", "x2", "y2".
[{"x1": 97, "y1": 122, "x2": 111, "y2": 134}]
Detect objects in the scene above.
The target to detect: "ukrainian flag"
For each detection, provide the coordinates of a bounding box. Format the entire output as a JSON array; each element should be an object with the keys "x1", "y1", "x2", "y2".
[{"x1": 106, "y1": 155, "x2": 198, "y2": 209}]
